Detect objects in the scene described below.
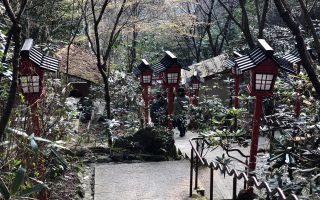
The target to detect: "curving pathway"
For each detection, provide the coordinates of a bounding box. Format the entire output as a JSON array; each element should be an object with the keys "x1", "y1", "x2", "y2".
[{"x1": 94, "y1": 129, "x2": 269, "y2": 200}]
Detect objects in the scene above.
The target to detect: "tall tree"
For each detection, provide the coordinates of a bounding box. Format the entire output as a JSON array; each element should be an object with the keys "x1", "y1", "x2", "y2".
[
  {"x1": 168, "y1": 0, "x2": 231, "y2": 61},
  {"x1": 127, "y1": 2, "x2": 139, "y2": 72},
  {"x1": 83, "y1": 0, "x2": 136, "y2": 119},
  {"x1": 274, "y1": 0, "x2": 320, "y2": 96},
  {"x1": 255, "y1": 0, "x2": 270, "y2": 38},
  {"x1": 178, "y1": 1, "x2": 207, "y2": 62},
  {"x1": 217, "y1": 0, "x2": 270, "y2": 48},
  {"x1": 0, "y1": 0, "x2": 28, "y2": 140},
  {"x1": 23, "y1": 0, "x2": 83, "y2": 44},
  {"x1": 203, "y1": 0, "x2": 232, "y2": 56},
  {"x1": 297, "y1": 0, "x2": 320, "y2": 62},
  {"x1": 66, "y1": 0, "x2": 84, "y2": 83},
  {"x1": 217, "y1": 0, "x2": 255, "y2": 48}
]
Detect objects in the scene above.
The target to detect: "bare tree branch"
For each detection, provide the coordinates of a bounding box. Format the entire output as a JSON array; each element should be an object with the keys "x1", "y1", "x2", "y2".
[
  {"x1": 274, "y1": 0, "x2": 320, "y2": 97},
  {"x1": 217, "y1": 0, "x2": 243, "y2": 31}
]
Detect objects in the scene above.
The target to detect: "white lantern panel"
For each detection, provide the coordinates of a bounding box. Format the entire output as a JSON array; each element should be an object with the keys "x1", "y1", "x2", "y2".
[
  {"x1": 192, "y1": 83, "x2": 199, "y2": 90},
  {"x1": 265, "y1": 84, "x2": 271, "y2": 90},
  {"x1": 20, "y1": 77, "x2": 28, "y2": 87},
  {"x1": 255, "y1": 73, "x2": 274, "y2": 91},
  {"x1": 256, "y1": 74, "x2": 262, "y2": 79},
  {"x1": 19, "y1": 75, "x2": 40, "y2": 94},
  {"x1": 22, "y1": 87, "x2": 29, "y2": 93},
  {"x1": 167, "y1": 73, "x2": 179, "y2": 84},
  {"x1": 143, "y1": 75, "x2": 151, "y2": 83},
  {"x1": 32, "y1": 76, "x2": 39, "y2": 82},
  {"x1": 256, "y1": 84, "x2": 261, "y2": 90},
  {"x1": 266, "y1": 74, "x2": 273, "y2": 80}
]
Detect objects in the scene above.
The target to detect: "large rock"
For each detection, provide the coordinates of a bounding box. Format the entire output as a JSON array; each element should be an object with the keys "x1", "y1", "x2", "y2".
[{"x1": 114, "y1": 127, "x2": 177, "y2": 159}]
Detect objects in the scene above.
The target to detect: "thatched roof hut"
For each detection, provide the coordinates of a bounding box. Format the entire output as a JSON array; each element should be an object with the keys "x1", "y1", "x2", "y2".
[{"x1": 56, "y1": 45, "x2": 102, "y2": 84}]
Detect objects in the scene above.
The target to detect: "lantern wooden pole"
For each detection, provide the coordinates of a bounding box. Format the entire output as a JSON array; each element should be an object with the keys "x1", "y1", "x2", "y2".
[
  {"x1": 295, "y1": 65, "x2": 301, "y2": 119},
  {"x1": 167, "y1": 86, "x2": 174, "y2": 129},
  {"x1": 295, "y1": 89, "x2": 301, "y2": 118},
  {"x1": 143, "y1": 86, "x2": 149, "y2": 125},
  {"x1": 30, "y1": 102, "x2": 41, "y2": 136},
  {"x1": 191, "y1": 96, "x2": 198, "y2": 106},
  {"x1": 234, "y1": 75, "x2": 240, "y2": 109},
  {"x1": 248, "y1": 95, "x2": 263, "y2": 183},
  {"x1": 26, "y1": 97, "x2": 48, "y2": 200}
]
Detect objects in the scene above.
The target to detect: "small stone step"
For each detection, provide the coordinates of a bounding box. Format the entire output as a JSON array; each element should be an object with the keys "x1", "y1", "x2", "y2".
[{"x1": 196, "y1": 187, "x2": 205, "y2": 196}]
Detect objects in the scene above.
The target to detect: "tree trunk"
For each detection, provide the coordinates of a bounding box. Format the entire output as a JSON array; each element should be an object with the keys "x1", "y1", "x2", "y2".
[
  {"x1": 128, "y1": 25, "x2": 137, "y2": 73},
  {"x1": 206, "y1": 26, "x2": 216, "y2": 56},
  {"x1": 254, "y1": 0, "x2": 261, "y2": 29},
  {"x1": 0, "y1": 23, "x2": 22, "y2": 140},
  {"x1": 218, "y1": 0, "x2": 256, "y2": 49},
  {"x1": 0, "y1": 0, "x2": 27, "y2": 140},
  {"x1": 239, "y1": 0, "x2": 255, "y2": 48},
  {"x1": 128, "y1": 2, "x2": 138, "y2": 73},
  {"x1": 218, "y1": 15, "x2": 232, "y2": 54},
  {"x1": 258, "y1": 0, "x2": 269, "y2": 38},
  {"x1": 274, "y1": 0, "x2": 320, "y2": 97},
  {"x1": 297, "y1": 0, "x2": 320, "y2": 62}
]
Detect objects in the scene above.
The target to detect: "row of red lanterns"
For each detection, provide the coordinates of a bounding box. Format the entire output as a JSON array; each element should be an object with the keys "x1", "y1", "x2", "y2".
[{"x1": 133, "y1": 51, "x2": 203, "y2": 127}]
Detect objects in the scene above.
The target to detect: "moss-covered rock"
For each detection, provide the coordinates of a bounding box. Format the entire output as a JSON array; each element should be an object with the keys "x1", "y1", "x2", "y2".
[{"x1": 114, "y1": 127, "x2": 177, "y2": 159}]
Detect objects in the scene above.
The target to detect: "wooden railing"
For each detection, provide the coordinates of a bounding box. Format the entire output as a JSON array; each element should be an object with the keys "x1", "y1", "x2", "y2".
[{"x1": 189, "y1": 137, "x2": 299, "y2": 200}]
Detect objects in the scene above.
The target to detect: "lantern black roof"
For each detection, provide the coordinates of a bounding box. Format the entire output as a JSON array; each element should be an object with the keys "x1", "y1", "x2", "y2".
[
  {"x1": 224, "y1": 51, "x2": 243, "y2": 75},
  {"x1": 132, "y1": 59, "x2": 150, "y2": 76},
  {"x1": 151, "y1": 51, "x2": 190, "y2": 74},
  {"x1": 223, "y1": 59, "x2": 236, "y2": 68},
  {"x1": 276, "y1": 48, "x2": 300, "y2": 71},
  {"x1": 276, "y1": 47, "x2": 317, "y2": 72},
  {"x1": 236, "y1": 39, "x2": 295, "y2": 74},
  {"x1": 20, "y1": 39, "x2": 59, "y2": 72}
]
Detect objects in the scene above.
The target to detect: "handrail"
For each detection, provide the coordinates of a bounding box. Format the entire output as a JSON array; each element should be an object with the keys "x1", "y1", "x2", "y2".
[
  {"x1": 193, "y1": 136, "x2": 249, "y2": 164},
  {"x1": 189, "y1": 138, "x2": 205, "y2": 165},
  {"x1": 189, "y1": 137, "x2": 299, "y2": 200}
]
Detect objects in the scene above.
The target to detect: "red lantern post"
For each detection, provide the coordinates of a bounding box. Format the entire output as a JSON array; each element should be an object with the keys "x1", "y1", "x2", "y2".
[
  {"x1": 236, "y1": 39, "x2": 294, "y2": 181},
  {"x1": 19, "y1": 59, "x2": 44, "y2": 136},
  {"x1": 232, "y1": 51, "x2": 243, "y2": 109},
  {"x1": 19, "y1": 39, "x2": 59, "y2": 200},
  {"x1": 294, "y1": 64, "x2": 302, "y2": 118},
  {"x1": 247, "y1": 60, "x2": 278, "y2": 173},
  {"x1": 164, "y1": 64, "x2": 180, "y2": 128},
  {"x1": 133, "y1": 59, "x2": 153, "y2": 126},
  {"x1": 141, "y1": 72, "x2": 152, "y2": 124},
  {"x1": 187, "y1": 73, "x2": 202, "y2": 105},
  {"x1": 282, "y1": 50, "x2": 304, "y2": 119},
  {"x1": 151, "y1": 51, "x2": 190, "y2": 129}
]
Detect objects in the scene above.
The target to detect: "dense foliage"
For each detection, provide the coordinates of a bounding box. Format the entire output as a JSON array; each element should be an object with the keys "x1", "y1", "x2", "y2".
[{"x1": 0, "y1": 0, "x2": 320, "y2": 199}]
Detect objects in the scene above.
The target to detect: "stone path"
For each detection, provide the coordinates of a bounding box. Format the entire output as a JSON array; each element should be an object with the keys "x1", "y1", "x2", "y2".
[
  {"x1": 94, "y1": 160, "x2": 191, "y2": 200},
  {"x1": 94, "y1": 129, "x2": 270, "y2": 200}
]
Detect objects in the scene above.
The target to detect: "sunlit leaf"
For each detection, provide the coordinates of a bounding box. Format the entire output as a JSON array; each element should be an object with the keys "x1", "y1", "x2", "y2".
[
  {"x1": 48, "y1": 143, "x2": 69, "y2": 150},
  {"x1": 29, "y1": 138, "x2": 38, "y2": 152},
  {"x1": 19, "y1": 183, "x2": 48, "y2": 197},
  {"x1": 50, "y1": 148, "x2": 68, "y2": 169},
  {"x1": 6, "y1": 128, "x2": 28, "y2": 137},
  {"x1": 0, "y1": 177, "x2": 10, "y2": 200},
  {"x1": 33, "y1": 137, "x2": 52, "y2": 143},
  {"x1": 10, "y1": 167, "x2": 26, "y2": 195},
  {"x1": 14, "y1": 160, "x2": 22, "y2": 166}
]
